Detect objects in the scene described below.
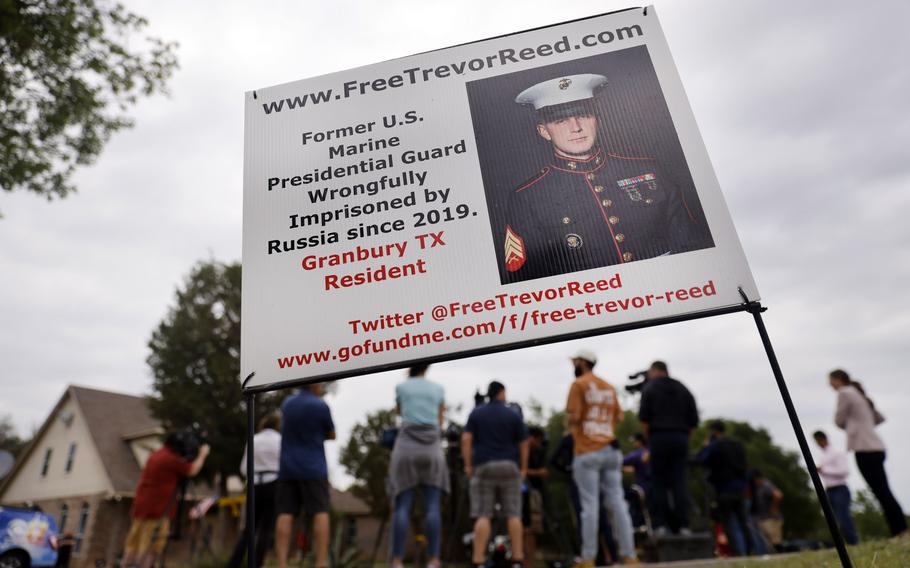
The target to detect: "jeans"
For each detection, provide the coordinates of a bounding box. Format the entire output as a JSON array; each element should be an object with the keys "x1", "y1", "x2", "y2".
[
  {"x1": 855, "y1": 451, "x2": 907, "y2": 536},
  {"x1": 648, "y1": 431, "x2": 690, "y2": 530},
  {"x1": 716, "y1": 492, "x2": 752, "y2": 557},
  {"x1": 391, "y1": 485, "x2": 441, "y2": 558},
  {"x1": 572, "y1": 445, "x2": 635, "y2": 560},
  {"x1": 827, "y1": 485, "x2": 859, "y2": 545}
]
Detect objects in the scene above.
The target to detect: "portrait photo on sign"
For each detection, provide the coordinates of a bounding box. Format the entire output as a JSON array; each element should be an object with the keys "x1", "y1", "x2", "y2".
[{"x1": 466, "y1": 46, "x2": 715, "y2": 285}]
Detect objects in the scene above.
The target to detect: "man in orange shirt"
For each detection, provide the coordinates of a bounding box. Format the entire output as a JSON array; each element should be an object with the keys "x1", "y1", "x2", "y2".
[{"x1": 565, "y1": 349, "x2": 638, "y2": 566}]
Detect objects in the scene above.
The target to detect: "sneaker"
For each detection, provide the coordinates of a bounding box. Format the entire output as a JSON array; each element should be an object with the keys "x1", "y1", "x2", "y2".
[
  {"x1": 652, "y1": 526, "x2": 669, "y2": 538},
  {"x1": 571, "y1": 558, "x2": 595, "y2": 568},
  {"x1": 679, "y1": 527, "x2": 693, "y2": 537}
]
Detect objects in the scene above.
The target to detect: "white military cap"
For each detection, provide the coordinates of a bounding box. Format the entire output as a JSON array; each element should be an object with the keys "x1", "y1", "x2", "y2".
[
  {"x1": 571, "y1": 348, "x2": 598, "y2": 365},
  {"x1": 515, "y1": 74, "x2": 607, "y2": 110}
]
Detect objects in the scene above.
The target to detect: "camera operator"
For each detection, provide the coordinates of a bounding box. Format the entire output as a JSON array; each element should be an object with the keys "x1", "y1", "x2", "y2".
[
  {"x1": 461, "y1": 381, "x2": 528, "y2": 568},
  {"x1": 122, "y1": 431, "x2": 210, "y2": 568},
  {"x1": 637, "y1": 360, "x2": 698, "y2": 537}
]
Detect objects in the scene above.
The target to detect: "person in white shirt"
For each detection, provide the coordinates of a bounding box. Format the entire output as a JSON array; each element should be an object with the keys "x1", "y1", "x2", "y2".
[
  {"x1": 228, "y1": 412, "x2": 282, "y2": 568},
  {"x1": 813, "y1": 430, "x2": 858, "y2": 545}
]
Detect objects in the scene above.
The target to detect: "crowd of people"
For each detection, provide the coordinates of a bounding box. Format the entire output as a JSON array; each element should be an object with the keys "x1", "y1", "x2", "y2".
[{"x1": 118, "y1": 359, "x2": 906, "y2": 568}]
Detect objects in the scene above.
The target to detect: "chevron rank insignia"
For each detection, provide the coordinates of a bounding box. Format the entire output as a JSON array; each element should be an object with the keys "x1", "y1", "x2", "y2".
[{"x1": 504, "y1": 225, "x2": 526, "y2": 272}]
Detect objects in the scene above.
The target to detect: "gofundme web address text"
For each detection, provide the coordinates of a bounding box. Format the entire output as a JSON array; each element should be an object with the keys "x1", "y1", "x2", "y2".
[{"x1": 275, "y1": 280, "x2": 717, "y2": 370}]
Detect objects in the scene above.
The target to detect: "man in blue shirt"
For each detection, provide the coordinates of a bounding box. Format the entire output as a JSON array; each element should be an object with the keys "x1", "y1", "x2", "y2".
[
  {"x1": 462, "y1": 381, "x2": 529, "y2": 568},
  {"x1": 275, "y1": 383, "x2": 335, "y2": 568}
]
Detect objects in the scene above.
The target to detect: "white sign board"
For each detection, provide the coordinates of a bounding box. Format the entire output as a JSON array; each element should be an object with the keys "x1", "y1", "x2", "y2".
[{"x1": 241, "y1": 6, "x2": 758, "y2": 389}]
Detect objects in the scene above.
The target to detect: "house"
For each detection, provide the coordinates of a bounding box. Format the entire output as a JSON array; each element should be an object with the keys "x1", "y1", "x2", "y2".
[
  {"x1": 0, "y1": 384, "x2": 392, "y2": 566},
  {"x1": 0, "y1": 385, "x2": 211, "y2": 568}
]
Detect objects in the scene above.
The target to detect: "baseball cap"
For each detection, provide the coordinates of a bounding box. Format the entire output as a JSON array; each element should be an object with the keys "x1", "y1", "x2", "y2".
[{"x1": 571, "y1": 349, "x2": 598, "y2": 365}]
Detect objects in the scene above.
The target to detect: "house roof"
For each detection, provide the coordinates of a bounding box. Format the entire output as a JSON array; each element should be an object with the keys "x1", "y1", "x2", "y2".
[
  {"x1": 0, "y1": 385, "x2": 160, "y2": 498},
  {"x1": 69, "y1": 386, "x2": 160, "y2": 494},
  {"x1": 329, "y1": 487, "x2": 371, "y2": 516}
]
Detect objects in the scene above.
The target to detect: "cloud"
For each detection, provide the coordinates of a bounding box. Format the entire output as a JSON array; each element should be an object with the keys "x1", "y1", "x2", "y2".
[{"x1": 2, "y1": 0, "x2": 909, "y2": 511}]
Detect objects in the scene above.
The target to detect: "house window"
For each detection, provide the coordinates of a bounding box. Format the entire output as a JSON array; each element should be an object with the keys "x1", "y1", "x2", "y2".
[
  {"x1": 41, "y1": 448, "x2": 53, "y2": 477},
  {"x1": 74, "y1": 502, "x2": 89, "y2": 553},
  {"x1": 59, "y1": 503, "x2": 69, "y2": 532},
  {"x1": 65, "y1": 443, "x2": 77, "y2": 473}
]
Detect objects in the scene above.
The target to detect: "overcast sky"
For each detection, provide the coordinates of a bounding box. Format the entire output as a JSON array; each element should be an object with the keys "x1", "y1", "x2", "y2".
[{"x1": 2, "y1": 0, "x2": 909, "y2": 510}]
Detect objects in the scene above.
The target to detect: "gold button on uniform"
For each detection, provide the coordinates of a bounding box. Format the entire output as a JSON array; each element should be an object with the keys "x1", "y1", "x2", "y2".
[
  {"x1": 645, "y1": 198, "x2": 654, "y2": 204},
  {"x1": 614, "y1": 233, "x2": 625, "y2": 243},
  {"x1": 566, "y1": 234, "x2": 582, "y2": 248},
  {"x1": 601, "y1": 199, "x2": 612, "y2": 207},
  {"x1": 562, "y1": 216, "x2": 571, "y2": 225},
  {"x1": 595, "y1": 156, "x2": 602, "y2": 164},
  {"x1": 586, "y1": 173, "x2": 595, "y2": 181},
  {"x1": 623, "y1": 252, "x2": 634, "y2": 262},
  {"x1": 594, "y1": 185, "x2": 604, "y2": 193},
  {"x1": 567, "y1": 162, "x2": 577, "y2": 170},
  {"x1": 608, "y1": 216, "x2": 620, "y2": 225}
]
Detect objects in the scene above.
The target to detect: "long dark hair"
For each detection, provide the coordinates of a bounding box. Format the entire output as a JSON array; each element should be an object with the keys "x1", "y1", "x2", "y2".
[{"x1": 830, "y1": 369, "x2": 878, "y2": 414}]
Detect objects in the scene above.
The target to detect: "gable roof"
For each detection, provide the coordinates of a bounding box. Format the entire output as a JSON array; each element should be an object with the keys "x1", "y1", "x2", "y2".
[
  {"x1": 70, "y1": 386, "x2": 160, "y2": 494},
  {"x1": 0, "y1": 385, "x2": 161, "y2": 498}
]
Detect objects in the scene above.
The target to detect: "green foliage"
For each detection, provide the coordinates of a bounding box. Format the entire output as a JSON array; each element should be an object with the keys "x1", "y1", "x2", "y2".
[
  {"x1": 0, "y1": 414, "x2": 28, "y2": 457},
  {"x1": 146, "y1": 260, "x2": 280, "y2": 488},
  {"x1": 0, "y1": 0, "x2": 178, "y2": 206},
  {"x1": 852, "y1": 489, "x2": 891, "y2": 541},
  {"x1": 338, "y1": 408, "x2": 396, "y2": 517}
]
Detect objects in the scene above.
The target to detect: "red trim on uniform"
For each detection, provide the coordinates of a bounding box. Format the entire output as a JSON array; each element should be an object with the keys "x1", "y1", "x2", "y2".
[
  {"x1": 553, "y1": 148, "x2": 604, "y2": 164},
  {"x1": 515, "y1": 167, "x2": 551, "y2": 193},
  {"x1": 607, "y1": 151, "x2": 654, "y2": 161},
  {"x1": 550, "y1": 159, "x2": 608, "y2": 174},
  {"x1": 582, "y1": 176, "x2": 624, "y2": 262},
  {"x1": 680, "y1": 190, "x2": 697, "y2": 222}
]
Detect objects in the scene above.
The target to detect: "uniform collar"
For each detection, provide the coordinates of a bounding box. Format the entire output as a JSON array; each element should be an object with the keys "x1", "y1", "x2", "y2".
[{"x1": 551, "y1": 148, "x2": 606, "y2": 174}]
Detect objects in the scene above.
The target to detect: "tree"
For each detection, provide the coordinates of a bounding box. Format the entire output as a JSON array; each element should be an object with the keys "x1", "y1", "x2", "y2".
[
  {"x1": 147, "y1": 260, "x2": 279, "y2": 489},
  {"x1": 0, "y1": 0, "x2": 178, "y2": 206},
  {"x1": 0, "y1": 414, "x2": 28, "y2": 458},
  {"x1": 338, "y1": 408, "x2": 396, "y2": 517}
]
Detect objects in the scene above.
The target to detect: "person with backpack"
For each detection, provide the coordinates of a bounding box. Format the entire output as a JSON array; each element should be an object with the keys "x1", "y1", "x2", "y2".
[{"x1": 695, "y1": 421, "x2": 754, "y2": 557}]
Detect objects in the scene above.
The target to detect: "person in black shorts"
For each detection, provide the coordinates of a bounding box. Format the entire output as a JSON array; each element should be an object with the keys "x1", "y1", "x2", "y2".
[{"x1": 275, "y1": 383, "x2": 336, "y2": 568}]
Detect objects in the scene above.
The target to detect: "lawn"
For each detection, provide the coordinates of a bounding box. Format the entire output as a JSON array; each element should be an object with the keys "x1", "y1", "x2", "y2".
[{"x1": 717, "y1": 537, "x2": 910, "y2": 567}]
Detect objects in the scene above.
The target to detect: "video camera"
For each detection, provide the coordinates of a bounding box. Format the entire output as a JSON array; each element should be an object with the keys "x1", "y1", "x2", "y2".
[
  {"x1": 166, "y1": 427, "x2": 208, "y2": 461},
  {"x1": 625, "y1": 370, "x2": 649, "y2": 394}
]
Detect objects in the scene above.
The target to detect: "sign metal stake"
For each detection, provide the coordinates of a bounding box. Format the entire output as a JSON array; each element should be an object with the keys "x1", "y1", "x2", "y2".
[
  {"x1": 243, "y1": 373, "x2": 257, "y2": 568},
  {"x1": 740, "y1": 290, "x2": 852, "y2": 568}
]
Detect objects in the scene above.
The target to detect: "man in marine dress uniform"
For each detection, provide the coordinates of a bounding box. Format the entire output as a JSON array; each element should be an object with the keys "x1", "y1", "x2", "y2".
[{"x1": 502, "y1": 74, "x2": 712, "y2": 283}]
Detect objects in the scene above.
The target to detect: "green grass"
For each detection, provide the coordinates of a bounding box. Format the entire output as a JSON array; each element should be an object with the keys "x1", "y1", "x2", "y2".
[{"x1": 722, "y1": 537, "x2": 910, "y2": 567}]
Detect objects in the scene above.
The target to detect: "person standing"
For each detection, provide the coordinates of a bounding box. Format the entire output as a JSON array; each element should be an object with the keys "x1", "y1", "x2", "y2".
[
  {"x1": 565, "y1": 349, "x2": 638, "y2": 566},
  {"x1": 122, "y1": 433, "x2": 210, "y2": 568},
  {"x1": 462, "y1": 381, "x2": 529, "y2": 568},
  {"x1": 828, "y1": 369, "x2": 907, "y2": 538},
  {"x1": 749, "y1": 470, "x2": 784, "y2": 551},
  {"x1": 388, "y1": 364, "x2": 449, "y2": 568},
  {"x1": 638, "y1": 360, "x2": 698, "y2": 536},
  {"x1": 227, "y1": 412, "x2": 282, "y2": 568},
  {"x1": 275, "y1": 384, "x2": 336, "y2": 568},
  {"x1": 813, "y1": 430, "x2": 859, "y2": 545},
  {"x1": 695, "y1": 421, "x2": 753, "y2": 557},
  {"x1": 523, "y1": 426, "x2": 549, "y2": 566}
]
